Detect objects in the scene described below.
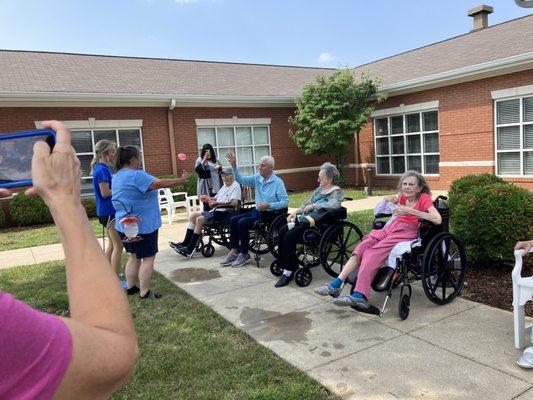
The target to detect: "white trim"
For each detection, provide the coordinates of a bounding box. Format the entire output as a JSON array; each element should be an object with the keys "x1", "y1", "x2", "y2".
[
  {"x1": 348, "y1": 163, "x2": 376, "y2": 168},
  {"x1": 34, "y1": 119, "x2": 143, "y2": 129},
  {"x1": 492, "y1": 84, "x2": 533, "y2": 100},
  {"x1": 274, "y1": 163, "x2": 375, "y2": 175},
  {"x1": 195, "y1": 118, "x2": 271, "y2": 127},
  {"x1": 439, "y1": 161, "x2": 495, "y2": 167},
  {"x1": 371, "y1": 101, "x2": 439, "y2": 117}
]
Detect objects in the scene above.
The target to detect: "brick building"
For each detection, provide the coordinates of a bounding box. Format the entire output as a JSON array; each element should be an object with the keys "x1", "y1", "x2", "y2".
[{"x1": 0, "y1": 9, "x2": 532, "y2": 193}]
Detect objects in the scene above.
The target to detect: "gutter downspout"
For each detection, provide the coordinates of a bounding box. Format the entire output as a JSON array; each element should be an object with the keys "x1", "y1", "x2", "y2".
[{"x1": 168, "y1": 99, "x2": 178, "y2": 176}]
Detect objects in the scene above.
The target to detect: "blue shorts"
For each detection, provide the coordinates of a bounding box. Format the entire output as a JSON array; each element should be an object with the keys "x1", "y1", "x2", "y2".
[
  {"x1": 119, "y1": 229, "x2": 159, "y2": 259},
  {"x1": 201, "y1": 211, "x2": 215, "y2": 222}
]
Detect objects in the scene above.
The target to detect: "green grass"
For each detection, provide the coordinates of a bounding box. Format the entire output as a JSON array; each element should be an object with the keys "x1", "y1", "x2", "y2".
[
  {"x1": 0, "y1": 219, "x2": 103, "y2": 252},
  {"x1": 0, "y1": 261, "x2": 340, "y2": 400},
  {"x1": 346, "y1": 209, "x2": 375, "y2": 236},
  {"x1": 288, "y1": 189, "x2": 396, "y2": 208}
]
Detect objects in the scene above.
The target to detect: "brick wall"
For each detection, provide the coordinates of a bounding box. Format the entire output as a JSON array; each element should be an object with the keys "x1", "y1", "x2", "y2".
[{"x1": 358, "y1": 69, "x2": 533, "y2": 190}]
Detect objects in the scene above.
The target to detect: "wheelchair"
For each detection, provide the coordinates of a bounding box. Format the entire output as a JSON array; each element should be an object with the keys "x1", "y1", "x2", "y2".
[
  {"x1": 194, "y1": 205, "x2": 237, "y2": 257},
  {"x1": 345, "y1": 195, "x2": 467, "y2": 320},
  {"x1": 267, "y1": 198, "x2": 364, "y2": 287}
]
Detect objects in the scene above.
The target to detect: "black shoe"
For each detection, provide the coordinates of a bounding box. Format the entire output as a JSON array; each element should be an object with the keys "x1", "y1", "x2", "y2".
[
  {"x1": 140, "y1": 290, "x2": 162, "y2": 300},
  {"x1": 126, "y1": 285, "x2": 140, "y2": 295},
  {"x1": 275, "y1": 274, "x2": 293, "y2": 288}
]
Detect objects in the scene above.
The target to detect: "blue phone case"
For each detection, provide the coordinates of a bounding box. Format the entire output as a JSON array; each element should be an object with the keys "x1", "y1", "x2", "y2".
[{"x1": 0, "y1": 129, "x2": 56, "y2": 188}]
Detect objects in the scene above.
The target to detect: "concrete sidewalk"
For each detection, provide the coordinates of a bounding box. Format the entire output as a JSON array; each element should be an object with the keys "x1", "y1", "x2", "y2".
[{"x1": 156, "y1": 248, "x2": 533, "y2": 400}]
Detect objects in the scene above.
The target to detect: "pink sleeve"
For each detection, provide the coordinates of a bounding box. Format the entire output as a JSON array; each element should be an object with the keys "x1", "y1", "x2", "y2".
[
  {"x1": 418, "y1": 194, "x2": 434, "y2": 212},
  {"x1": 0, "y1": 290, "x2": 72, "y2": 400}
]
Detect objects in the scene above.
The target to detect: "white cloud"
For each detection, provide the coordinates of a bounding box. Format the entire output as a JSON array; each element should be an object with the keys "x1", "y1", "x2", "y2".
[{"x1": 317, "y1": 52, "x2": 337, "y2": 65}]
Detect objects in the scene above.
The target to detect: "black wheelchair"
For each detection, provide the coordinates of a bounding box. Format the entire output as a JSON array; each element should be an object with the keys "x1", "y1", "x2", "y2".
[
  {"x1": 344, "y1": 195, "x2": 467, "y2": 320},
  {"x1": 194, "y1": 205, "x2": 238, "y2": 258},
  {"x1": 267, "y1": 199, "x2": 364, "y2": 287}
]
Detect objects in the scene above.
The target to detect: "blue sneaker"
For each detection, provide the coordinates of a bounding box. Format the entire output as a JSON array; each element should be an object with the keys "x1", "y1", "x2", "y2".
[{"x1": 121, "y1": 280, "x2": 128, "y2": 289}]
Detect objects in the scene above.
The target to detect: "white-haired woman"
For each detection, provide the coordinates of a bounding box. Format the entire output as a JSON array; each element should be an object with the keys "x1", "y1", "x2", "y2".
[
  {"x1": 91, "y1": 139, "x2": 123, "y2": 277},
  {"x1": 274, "y1": 162, "x2": 344, "y2": 287},
  {"x1": 314, "y1": 170, "x2": 442, "y2": 311}
]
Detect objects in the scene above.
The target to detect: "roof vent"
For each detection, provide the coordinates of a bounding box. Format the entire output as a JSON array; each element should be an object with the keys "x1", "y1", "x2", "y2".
[{"x1": 468, "y1": 4, "x2": 494, "y2": 31}]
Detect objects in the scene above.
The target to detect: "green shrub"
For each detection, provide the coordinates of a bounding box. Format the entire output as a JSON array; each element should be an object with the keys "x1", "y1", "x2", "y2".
[
  {"x1": 451, "y1": 182, "x2": 533, "y2": 263},
  {"x1": 158, "y1": 173, "x2": 198, "y2": 196},
  {"x1": 448, "y1": 173, "x2": 504, "y2": 209},
  {"x1": 0, "y1": 204, "x2": 6, "y2": 227},
  {"x1": 82, "y1": 198, "x2": 97, "y2": 218},
  {"x1": 9, "y1": 194, "x2": 53, "y2": 226}
]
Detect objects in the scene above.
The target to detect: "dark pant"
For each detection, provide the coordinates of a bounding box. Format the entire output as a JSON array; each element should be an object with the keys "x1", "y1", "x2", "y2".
[
  {"x1": 277, "y1": 224, "x2": 307, "y2": 272},
  {"x1": 229, "y1": 209, "x2": 260, "y2": 254}
]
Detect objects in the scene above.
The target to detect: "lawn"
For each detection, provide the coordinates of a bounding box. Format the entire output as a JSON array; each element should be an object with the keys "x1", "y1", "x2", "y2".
[
  {"x1": 0, "y1": 260, "x2": 340, "y2": 400},
  {"x1": 346, "y1": 209, "x2": 375, "y2": 235},
  {"x1": 289, "y1": 189, "x2": 396, "y2": 208},
  {"x1": 0, "y1": 219, "x2": 103, "y2": 252}
]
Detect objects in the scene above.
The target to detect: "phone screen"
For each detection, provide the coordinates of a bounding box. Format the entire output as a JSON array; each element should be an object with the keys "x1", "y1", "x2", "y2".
[{"x1": 0, "y1": 132, "x2": 55, "y2": 187}]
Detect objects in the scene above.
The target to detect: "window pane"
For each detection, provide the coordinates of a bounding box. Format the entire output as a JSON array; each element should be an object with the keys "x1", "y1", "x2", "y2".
[
  {"x1": 407, "y1": 155, "x2": 422, "y2": 172},
  {"x1": 424, "y1": 155, "x2": 439, "y2": 174},
  {"x1": 392, "y1": 156, "x2": 405, "y2": 174},
  {"x1": 407, "y1": 135, "x2": 421, "y2": 154},
  {"x1": 406, "y1": 113, "x2": 420, "y2": 133},
  {"x1": 377, "y1": 157, "x2": 390, "y2": 174},
  {"x1": 524, "y1": 97, "x2": 533, "y2": 122},
  {"x1": 253, "y1": 126, "x2": 269, "y2": 145},
  {"x1": 218, "y1": 147, "x2": 235, "y2": 167},
  {"x1": 240, "y1": 166, "x2": 255, "y2": 176},
  {"x1": 497, "y1": 126, "x2": 520, "y2": 150},
  {"x1": 376, "y1": 137, "x2": 389, "y2": 155},
  {"x1": 525, "y1": 152, "x2": 533, "y2": 175},
  {"x1": 72, "y1": 131, "x2": 92, "y2": 153},
  {"x1": 423, "y1": 133, "x2": 439, "y2": 153},
  {"x1": 77, "y1": 155, "x2": 93, "y2": 177},
  {"x1": 198, "y1": 128, "x2": 216, "y2": 147},
  {"x1": 94, "y1": 130, "x2": 117, "y2": 145},
  {"x1": 392, "y1": 136, "x2": 404, "y2": 154},
  {"x1": 391, "y1": 116, "x2": 403, "y2": 135},
  {"x1": 375, "y1": 118, "x2": 388, "y2": 136},
  {"x1": 498, "y1": 152, "x2": 520, "y2": 175},
  {"x1": 217, "y1": 127, "x2": 235, "y2": 146},
  {"x1": 422, "y1": 111, "x2": 438, "y2": 131},
  {"x1": 118, "y1": 129, "x2": 141, "y2": 148},
  {"x1": 235, "y1": 127, "x2": 252, "y2": 145},
  {"x1": 524, "y1": 124, "x2": 533, "y2": 149},
  {"x1": 237, "y1": 147, "x2": 253, "y2": 165},
  {"x1": 254, "y1": 146, "x2": 270, "y2": 163},
  {"x1": 497, "y1": 99, "x2": 520, "y2": 124},
  {"x1": 81, "y1": 178, "x2": 94, "y2": 199}
]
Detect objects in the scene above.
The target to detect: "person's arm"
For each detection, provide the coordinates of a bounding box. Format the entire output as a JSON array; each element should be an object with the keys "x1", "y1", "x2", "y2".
[
  {"x1": 194, "y1": 158, "x2": 211, "y2": 179},
  {"x1": 393, "y1": 195, "x2": 442, "y2": 225},
  {"x1": 98, "y1": 181, "x2": 112, "y2": 198},
  {"x1": 313, "y1": 189, "x2": 343, "y2": 210},
  {"x1": 226, "y1": 152, "x2": 255, "y2": 186},
  {"x1": 268, "y1": 179, "x2": 289, "y2": 210},
  {"x1": 149, "y1": 170, "x2": 190, "y2": 190},
  {"x1": 515, "y1": 240, "x2": 533, "y2": 254},
  {"x1": 28, "y1": 120, "x2": 138, "y2": 400}
]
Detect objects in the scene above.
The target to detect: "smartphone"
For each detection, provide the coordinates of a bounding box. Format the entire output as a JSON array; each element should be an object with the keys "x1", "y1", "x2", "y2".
[{"x1": 0, "y1": 129, "x2": 56, "y2": 188}]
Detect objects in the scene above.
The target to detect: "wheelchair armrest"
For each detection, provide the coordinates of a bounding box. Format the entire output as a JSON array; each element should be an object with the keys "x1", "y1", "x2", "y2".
[
  {"x1": 286, "y1": 189, "x2": 295, "y2": 194},
  {"x1": 435, "y1": 195, "x2": 448, "y2": 202},
  {"x1": 375, "y1": 213, "x2": 392, "y2": 219},
  {"x1": 343, "y1": 197, "x2": 353, "y2": 201},
  {"x1": 211, "y1": 205, "x2": 235, "y2": 212},
  {"x1": 242, "y1": 201, "x2": 256, "y2": 207}
]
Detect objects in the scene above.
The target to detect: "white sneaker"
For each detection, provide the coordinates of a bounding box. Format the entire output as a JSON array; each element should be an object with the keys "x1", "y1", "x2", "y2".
[
  {"x1": 231, "y1": 253, "x2": 251, "y2": 268},
  {"x1": 220, "y1": 251, "x2": 238, "y2": 266}
]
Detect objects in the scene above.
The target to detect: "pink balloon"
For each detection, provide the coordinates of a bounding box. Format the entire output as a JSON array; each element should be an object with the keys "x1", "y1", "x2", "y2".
[{"x1": 178, "y1": 153, "x2": 186, "y2": 161}]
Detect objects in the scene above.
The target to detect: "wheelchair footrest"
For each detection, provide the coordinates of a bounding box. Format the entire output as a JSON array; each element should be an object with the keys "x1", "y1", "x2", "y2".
[{"x1": 350, "y1": 303, "x2": 381, "y2": 316}]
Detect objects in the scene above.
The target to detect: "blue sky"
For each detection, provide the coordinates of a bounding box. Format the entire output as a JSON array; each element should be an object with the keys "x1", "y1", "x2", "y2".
[{"x1": 0, "y1": 0, "x2": 531, "y2": 68}]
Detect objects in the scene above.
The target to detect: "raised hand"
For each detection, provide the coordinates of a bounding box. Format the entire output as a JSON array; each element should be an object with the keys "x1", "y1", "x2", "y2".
[{"x1": 226, "y1": 152, "x2": 237, "y2": 167}]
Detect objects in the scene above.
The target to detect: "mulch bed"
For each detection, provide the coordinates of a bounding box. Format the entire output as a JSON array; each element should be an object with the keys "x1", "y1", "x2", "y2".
[{"x1": 460, "y1": 257, "x2": 533, "y2": 317}]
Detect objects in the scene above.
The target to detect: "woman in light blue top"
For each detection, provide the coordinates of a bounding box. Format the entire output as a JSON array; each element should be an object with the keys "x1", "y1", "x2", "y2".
[{"x1": 112, "y1": 146, "x2": 189, "y2": 300}]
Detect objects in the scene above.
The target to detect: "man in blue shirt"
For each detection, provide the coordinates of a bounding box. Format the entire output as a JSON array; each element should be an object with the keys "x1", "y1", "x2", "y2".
[{"x1": 220, "y1": 152, "x2": 288, "y2": 267}]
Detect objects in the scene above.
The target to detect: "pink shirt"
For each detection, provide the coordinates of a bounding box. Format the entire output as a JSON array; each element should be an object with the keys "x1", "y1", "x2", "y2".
[
  {"x1": 0, "y1": 290, "x2": 72, "y2": 400},
  {"x1": 395, "y1": 193, "x2": 434, "y2": 226}
]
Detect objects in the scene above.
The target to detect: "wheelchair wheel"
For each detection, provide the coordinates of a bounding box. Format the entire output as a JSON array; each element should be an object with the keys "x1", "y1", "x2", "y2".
[
  {"x1": 399, "y1": 294, "x2": 410, "y2": 320},
  {"x1": 267, "y1": 213, "x2": 289, "y2": 258},
  {"x1": 421, "y1": 232, "x2": 467, "y2": 305},
  {"x1": 294, "y1": 268, "x2": 313, "y2": 287},
  {"x1": 249, "y1": 226, "x2": 270, "y2": 255},
  {"x1": 219, "y1": 211, "x2": 239, "y2": 248},
  {"x1": 270, "y1": 260, "x2": 283, "y2": 277},
  {"x1": 201, "y1": 243, "x2": 215, "y2": 258},
  {"x1": 319, "y1": 221, "x2": 363, "y2": 278},
  {"x1": 196, "y1": 240, "x2": 204, "y2": 252}
]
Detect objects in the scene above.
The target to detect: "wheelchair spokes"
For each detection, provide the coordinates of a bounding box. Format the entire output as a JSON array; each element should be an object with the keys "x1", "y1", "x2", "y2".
[{"x1": 319, "y1": 221, "x2": 363, "y2": 278}]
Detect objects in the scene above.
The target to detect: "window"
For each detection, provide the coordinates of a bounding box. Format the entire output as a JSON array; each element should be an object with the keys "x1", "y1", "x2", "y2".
[
  {"x1": 374, "y1": 110, "x2": 439, "y2": 175},
  {"x1": 196, "y1": 125, "x2": 271, "y2": 175},
  {"x1": 495, "y1": 96, "x2": 533, "y2": 176},
  {"x1": 71, "y1": 128, "x2": 144, "y2": 197}
]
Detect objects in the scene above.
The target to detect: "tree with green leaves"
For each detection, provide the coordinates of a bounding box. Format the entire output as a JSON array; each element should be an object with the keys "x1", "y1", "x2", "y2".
[{"x1": 289, "y1": 69, "x2": 386, "y2": 180}]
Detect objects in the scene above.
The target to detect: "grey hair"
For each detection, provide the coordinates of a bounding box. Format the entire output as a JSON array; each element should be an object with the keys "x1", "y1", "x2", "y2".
[
  {"x1": 320, "y1": 162, "x2": 340, "y2": 184},
  {"x1": 398, "y1": 170, "x2": 432, "y2": 197},
  {"x1": 260, "y1": 156, "x2": 275, "y2": 168}
]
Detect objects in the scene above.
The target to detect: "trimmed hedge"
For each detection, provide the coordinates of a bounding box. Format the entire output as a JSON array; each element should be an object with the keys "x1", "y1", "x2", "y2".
[
  {"x1": 450, "y1": 181, "x2": 533, "y2": 263},
  {"x1": 448, "y1": 173, "x2": 504, "y2": 209},
  {"x1": 0, "y1": 204, "x2": 6, "y2": 227},
  {"x1": 82, "y1": 198, "x2": 97, "y2": 218}
]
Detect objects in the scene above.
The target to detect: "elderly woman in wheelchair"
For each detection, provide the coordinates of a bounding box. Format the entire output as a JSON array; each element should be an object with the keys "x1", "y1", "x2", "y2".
[
  {"x1": 314, "y1": 170, "x2": 443, "y2": 313},
  {"x1": 274, "y1": 162, "x2": 344, "y2": 288}
]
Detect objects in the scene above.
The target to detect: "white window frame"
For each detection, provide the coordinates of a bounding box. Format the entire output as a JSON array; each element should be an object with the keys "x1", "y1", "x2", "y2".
[
  {"x1": 494, "y1": 95, "x2": 533, "y2": 177},
  {"x1": 373, "y1": 108, "x2": 440, "y2": 177},
  {"x1": 196, "y1": 124, "x2": 272, "y2": 176}
]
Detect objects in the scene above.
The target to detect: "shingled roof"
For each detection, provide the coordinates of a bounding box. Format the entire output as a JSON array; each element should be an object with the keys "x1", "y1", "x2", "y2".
[{"x1": 0, "y1": 14, "x2": 531, "y2": 102}]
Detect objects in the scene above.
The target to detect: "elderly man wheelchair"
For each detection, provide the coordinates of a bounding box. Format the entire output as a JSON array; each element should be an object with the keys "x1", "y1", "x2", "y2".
[{"x1": 314, "y1": 171, "x2": 467, "y2": 320}]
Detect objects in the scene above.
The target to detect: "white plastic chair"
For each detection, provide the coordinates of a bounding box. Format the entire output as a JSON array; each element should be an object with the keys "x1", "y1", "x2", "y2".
[
  {"x1": 157, "y1": 188, "x2": 188, "y2": 224},
  {"x1": 187, "y1": 195, "x2": 202, "y2": 216},
  {"x1": 512, "y1": 247, "x2": 533, "y2": 349}
]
